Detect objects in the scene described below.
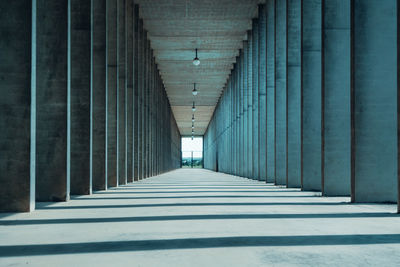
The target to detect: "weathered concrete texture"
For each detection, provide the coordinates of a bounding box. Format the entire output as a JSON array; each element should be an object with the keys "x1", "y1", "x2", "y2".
[
  {"x1": 137, "y1": 19, "x2": 144, "y2": 180},
  {"x1": 106, "y1": 0, "x2": 118, "y2": 188},
  {"x1": 117, "y1": 0, "x2": 126, "y2": 186},
  {"x1": 252, "y1": 19, "x2": 259, "y2": 181},
  {"x1": 266, "y1": 0, "x2": 275, "y2": 183},
  {"x1": 35, "y1": 0, "x2": 69, "y2": 202},
  {"x1": 1, "y1": 169, "x2": 399, "y2": 266},
  {"x1": 126, "y1": 0, "x2": 134, "y2": 183},
  {"x1": 247, "y1": 34, "x2": 254, "y2": 179},
  {"x1": 323, "y1": 0, "x2": 351, "y2": 196},
  {"x1": 301, "y1": 0, "x2": 322, "y2": 191},
  {"x1": 133, "y1": 5, "x2": 139, "y2": 181},
  {"x1": 0, "y1": 0, "x2": 34, "y2": 212},
  {"x1": 287, "y1": 0, "x2": 302, "y2": 188},
  {"x1": 353, "y1": 0, "x2": 397, "y2": 203},
  {"x1": 275, "y1": 0, "x2": 287, "y2": 186},
  {"x1": 70, "y1": 0, "x2": 91, "y2": 196},
  {"x1": 258, "y1": 4, "x2": 267, "y2": 182},
  {"x1": 244, "y1": 39, "x2": 252, "y2": 179},
  {"x1": 91, "y1": 0, "x2": 107, "y2": 191}
]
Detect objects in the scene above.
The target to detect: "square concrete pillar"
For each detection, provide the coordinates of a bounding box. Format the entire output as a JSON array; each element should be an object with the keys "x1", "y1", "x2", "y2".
[
  {"x1": 91, "y1": 0, "x2": 107, "y2": 191},
  {"x1": 117, "y1": 0, "x2": 126, "y2": 186},
  {"x1": 287, "y1": 0, "x2": 302, "y2": 188},
  {"x1": 258, "y1": 4, "x2": 267, "y2": 182},
  {"x1": 266, "y1": 0, "x2": 275, "y2": 183},
  {"x1": 133, "y1": 8, "x2": 139, "y2": 181},
  {"x1": 125, "y1": 0, "x2": 134, "y2": 183},
  {"x1": 0, "y1": 0, "x2": 35, "y2": 212},
  {"x1": 137, "y1": 19, "x2": 143, "y2": 180},
  {"x1": 275, "y1": 0, "x2": 287, "y2": 186},
  {"x1": 247, "y1": 34, "x2": 254, "y2": 179},
  {"x1": 322, "y1": 0, "x2": 351, "y2": 196},
  {"x1": 301, "y1": 0, "x2": 322, "y2": 191},
  {"x1": 35, "y1": 0, "x2": 69, "y2": 202},
  {"x1": 352, "y1": 0, "x2": 398, "y2": 203},
  {"x1": 252, "y1": 19, "x2": 260, "y2": 181},
  {"x1": 70, "y1": 0, "x2": 91, "y2": 196},
  {"x1": 106, "y1": 0, "x2": 118, "y2": 188}
]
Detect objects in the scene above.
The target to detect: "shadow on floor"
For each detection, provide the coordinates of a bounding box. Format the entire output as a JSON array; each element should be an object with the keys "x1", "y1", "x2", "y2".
[
  {"x1": 98, "y1": 190, "x2": 303, "y2": 194},
  {"x1": 1, "y1": 234, "x2": 400, "y2": 257},
  {"x1": 37, "y1": 201, "x2": 350, "y2": 210},
  {"x1": 1, "y1": 212, "x2": 397, "y2": 226}
]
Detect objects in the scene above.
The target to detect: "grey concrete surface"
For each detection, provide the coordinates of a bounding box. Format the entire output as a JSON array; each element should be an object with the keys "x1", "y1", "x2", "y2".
[
  {"x1": 275, "y1": 0, "x2": 287, "y2": 186},
  {"x1": 252, "y1": 19, "x2": 260, "y2": 181},
  {"x1": 126, "y1": 0, "x2": 134, "y2": 183},
  {"x1": 258, "y1": 4, "x2": 267, "y2": 182},
  {"x1": 117, "y1": 0, "x2": 127, "y2": 186},
  {"x1": 301, "y1": 0, "x2": 322, "y2": 192},
  {"x1": 35, "y1": 0, "x2": 69, "y2": 202},
  {"x1": 91, "y1": 0, "x2": 107, "y2": 191},
  {"x1": 106, "y1": 0, "x2": 118, "y2": 188},
  {"x1": 0, "y1": 0, "x2": 35, "y2": 212},
  {"x1": 323, "y1": 0, "x2": 351, "y2": 196},
  {"x1": 286, "y1": 0, "x2": 302, "y2": 188},
  {"x1": 0, "y1": 169, "x2": 399, "y2": 267},
  {"x1": 266, "y1": 0, "x2": 275, "y2": 183},
  {"x1": 353, "y1": 0, "x2": 398, "y2": 203},
  {"x1": 70, "y1": 0, "x2": 92, "y2": 196}
]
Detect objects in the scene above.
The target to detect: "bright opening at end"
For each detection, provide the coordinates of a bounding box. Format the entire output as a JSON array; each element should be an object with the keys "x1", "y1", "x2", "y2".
[{"x1": 181, "y1": 137, "x2": 203, "y2": 168}]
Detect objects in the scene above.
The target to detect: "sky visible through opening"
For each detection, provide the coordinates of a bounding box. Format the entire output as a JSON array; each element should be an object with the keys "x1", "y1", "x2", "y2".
[{"x1": 182, "y1": 137, "x2": 203, "y2": 159}]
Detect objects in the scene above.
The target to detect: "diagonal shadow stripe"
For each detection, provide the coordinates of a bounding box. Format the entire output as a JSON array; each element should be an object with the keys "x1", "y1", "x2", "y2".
[
  {"x1": 100, "y1": 190, "x2": 302, "y2": 193},
  {"x1": 1, "y1": 234, "x2": 400, "y2": 257},
  {"x1": 0, "y1": 213, "x2": 397, "y2": 226}
]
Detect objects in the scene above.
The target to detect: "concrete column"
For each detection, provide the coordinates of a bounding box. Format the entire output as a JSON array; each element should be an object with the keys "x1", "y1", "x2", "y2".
[
  {"x1": 125, "y1": 0, "x2": 134, "y2": 183},
  {"x1": 301, "y1": 0, "x2": 322, "y2": 191},
  {"x1": 117, "y1": 0, "x2": 126, "y2": 185},
  {"x1": 247, "y1": 33, "x2": 254, "y2": 179},
  {"x1": 133, "y1": 6, "x2": 139, "y2": 181},
  {"x1": 252, "y1": 19, "x2": 260, "y2": 181},
  {"x1": 240, "y1": 51, "x2": 245, "y2": 177},
  {"x1": 266, "y1": 0, "x2": 275, "y2": 183},
  {"x1": 70, "y1": 0, "x2": 91, "y2": 195},
  {"x1": 275, "y1": 0, "x2": 287, "y2": 185},
  {"x1": 322, "y1": 0, "x2": 351, "y2": 196},
  {"x1": 287, "y1": 0, "x2": 302, "y2": 188},
  {"x1": 36, "y1": 0, "x2": 69, "y2": 201},
  {"x1": 137, "y1": 19, "x2": 143, "y2": 180},
  {"x1": 106, "y1": 0, "x2": 118, "y2": 188},
  {"x1": 0, "y1": 0, "x2": 35, "y2": 211},
  {"x1": 243, "y1": 41, "x2": 249, "y2": 178},
  {"x1": 258, "y1": 4, "x2": 267, "y2": 182},
  {"x1": 352, "y1": 0, "x2": 397, "y2": 203},
  {"x1": 91, "y1": 0, "x2": 107, "y2": 191}
]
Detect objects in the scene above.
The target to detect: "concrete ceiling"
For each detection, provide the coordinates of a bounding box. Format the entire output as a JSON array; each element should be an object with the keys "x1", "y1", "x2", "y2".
[{"x1": 136, "y1": 0, "x2": 262, "y2": 136}]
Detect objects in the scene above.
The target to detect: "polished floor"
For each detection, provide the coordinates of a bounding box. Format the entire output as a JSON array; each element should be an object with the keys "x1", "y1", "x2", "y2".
[{"x1": 0, "y1": 169, "x2": 399, "y2": 266}]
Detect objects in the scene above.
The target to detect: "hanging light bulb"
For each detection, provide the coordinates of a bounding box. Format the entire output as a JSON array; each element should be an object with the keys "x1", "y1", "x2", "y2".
[
  {"x1": 193, "y1": 48, "x2": 200, "y2": 66},
  {"x1": 191, "y1": 135, "x2": 194, "y2": 140},
  {"x1": 192, "y1": 114, "x2": 195, "y2": 122},
  {"x1": 192, "y1": 101, "x2": 196, "y2": 112},
  {"x1": 192, "y1": 83, "x2": 198, "y2": 96}
]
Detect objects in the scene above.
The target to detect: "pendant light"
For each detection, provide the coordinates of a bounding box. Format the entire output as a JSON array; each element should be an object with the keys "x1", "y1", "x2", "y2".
[
  {"x1": 192, "y1": 83, "x2": 198, "y2": 96},
  {"x1": 192, "y1": 101, "x2": 196, "y2": 112},
  {"x1": 193, "y1": 48, "x2": 200, "y2": 66},
  {"x1": 192, "y1": 114, "x2": 195, "y2": 122}
]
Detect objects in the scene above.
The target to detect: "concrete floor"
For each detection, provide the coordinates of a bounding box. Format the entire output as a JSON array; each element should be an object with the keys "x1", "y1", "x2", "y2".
[{"x1": 0, "y1": 169, "x2": 399, "y2": 266}]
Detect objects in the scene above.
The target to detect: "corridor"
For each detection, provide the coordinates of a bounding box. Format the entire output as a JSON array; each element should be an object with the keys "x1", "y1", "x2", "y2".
[{"x1": 0, "y1": 169, "x2": 399, "y2": 266}]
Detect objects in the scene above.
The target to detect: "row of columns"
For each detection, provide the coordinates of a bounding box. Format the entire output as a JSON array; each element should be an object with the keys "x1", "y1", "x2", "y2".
[
  {"x1": 204, "y1": 0, "x2": 400, "y2": 212},
  {"x1": 0, "y1": 0, "x2": 181, "y2": 212}
]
